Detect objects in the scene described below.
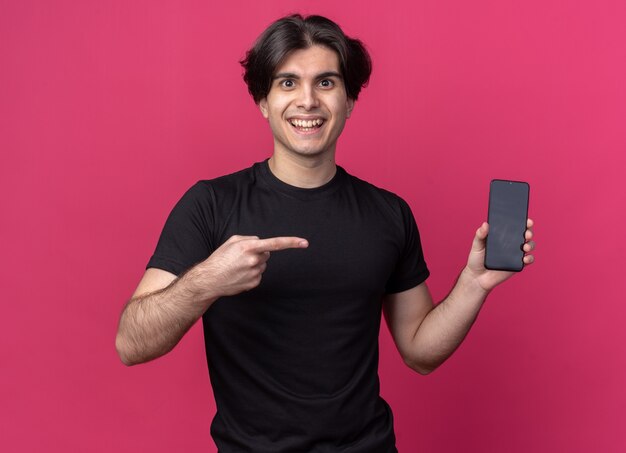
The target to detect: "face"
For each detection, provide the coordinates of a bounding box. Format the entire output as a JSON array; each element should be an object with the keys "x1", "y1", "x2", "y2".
[{"x1": 259, "y1": 45, "x2": 355, "y2": 160}]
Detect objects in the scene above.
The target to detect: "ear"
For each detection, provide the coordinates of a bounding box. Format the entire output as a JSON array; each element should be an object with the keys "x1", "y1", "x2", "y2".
[
  {"x1": 346, "y1": 98, "x2": 355, "y2": 119},
  {"x1": 259, "y1": 98, "x2": 269, "y2": 119}
]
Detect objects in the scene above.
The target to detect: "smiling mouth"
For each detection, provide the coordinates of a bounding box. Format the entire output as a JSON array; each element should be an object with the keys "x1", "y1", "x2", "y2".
[{"x1": 288, "y1": 118, "x2": 325, "y2": 132}]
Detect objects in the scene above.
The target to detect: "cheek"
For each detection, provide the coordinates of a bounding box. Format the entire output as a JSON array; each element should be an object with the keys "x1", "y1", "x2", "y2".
[
  {"x1": 269, "y1": 106, "x2": 289, "y2": 125},
  {"x1": 330, "y1": 103, "x2": 349, "y2": 124},
  {"x1": 329, "y1": 96, "x2": 348, "y2": 115},
  {"x1": 268, "y1": 110, "x2": 290, "y2": 135}
]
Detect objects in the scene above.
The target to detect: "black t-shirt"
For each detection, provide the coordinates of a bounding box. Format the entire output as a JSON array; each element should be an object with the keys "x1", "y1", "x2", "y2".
[{"x1": 148, "y1": 160, "x2": 429, "y2": 452}]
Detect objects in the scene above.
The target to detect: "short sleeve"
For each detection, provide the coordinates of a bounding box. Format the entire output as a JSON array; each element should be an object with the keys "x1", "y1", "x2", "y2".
[
  {"x1": 146, "y1": 182, "x2": 216, "y2": 276},
  {"x1": 384, "y1": 198, "x2": 430, "y2": 294}
]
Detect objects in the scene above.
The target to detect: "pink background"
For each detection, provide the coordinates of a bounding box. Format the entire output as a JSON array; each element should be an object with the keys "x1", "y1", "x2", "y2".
[{"x1": 1, "y1": 0, "x2": 625, "y2": 451}]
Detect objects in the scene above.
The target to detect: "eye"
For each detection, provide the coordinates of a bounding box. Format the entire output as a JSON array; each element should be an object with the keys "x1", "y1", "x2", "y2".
[
  {"x1": 280, "y1": 79, "x2": 295, "y2": 88},
  {"x1": 319, "y1": 79, "x2": 334, "y2": 88}
]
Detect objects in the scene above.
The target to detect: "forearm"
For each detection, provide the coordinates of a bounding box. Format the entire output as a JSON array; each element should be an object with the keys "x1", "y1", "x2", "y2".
[
  {"x1": 116, "y1": 235, "x2": 308, "y2": 366},
  {"x1": 410, "y1": 267, "x2": 490, "y2": 373},
  {"x1": 116, "y1": 268, "x2": 217, "y2": 366}
]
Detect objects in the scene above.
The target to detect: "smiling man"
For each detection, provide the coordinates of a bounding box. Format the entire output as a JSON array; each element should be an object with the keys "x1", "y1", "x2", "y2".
[
  {"x1": 259, "y1": 44, "x2": 353, "y2": 182},
  {"x1": 116, "y1": 14, "x2": 535, "y2": 452}
]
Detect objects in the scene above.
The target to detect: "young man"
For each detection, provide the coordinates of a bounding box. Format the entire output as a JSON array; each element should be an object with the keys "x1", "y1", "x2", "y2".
[{"x1": 116, "y1": 14, "x2": 535, "y2": 452}]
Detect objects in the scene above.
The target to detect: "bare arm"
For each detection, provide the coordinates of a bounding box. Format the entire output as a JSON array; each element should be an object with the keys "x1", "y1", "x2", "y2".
[
  {"x1": 384, "y1": 219, "x2": 536, "y2": 375},
  {"x1": 115, "y1": 235, "x2": 309, "y2": 366},
  {"x1": 384, "y1": 272, "x2": 490, "y2": 375},
  {"x1": 115, "y1": 267, "x2": 212, "y2": 366}
]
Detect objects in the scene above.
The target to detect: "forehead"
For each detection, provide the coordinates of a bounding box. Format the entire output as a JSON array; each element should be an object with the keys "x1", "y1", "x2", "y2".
[{"x1": 275, "y1": 45, "x2": 341, "y2": 76}]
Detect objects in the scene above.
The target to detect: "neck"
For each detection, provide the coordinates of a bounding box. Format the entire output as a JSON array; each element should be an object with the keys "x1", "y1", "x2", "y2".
[{"x1": 268, "y1": 152, "x2": 337, "y2": 188}]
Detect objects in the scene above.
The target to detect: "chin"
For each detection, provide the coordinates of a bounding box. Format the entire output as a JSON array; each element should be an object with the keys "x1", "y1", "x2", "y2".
[{"x1": 292, "y1": 148, "x2": 330, "y2": 158}]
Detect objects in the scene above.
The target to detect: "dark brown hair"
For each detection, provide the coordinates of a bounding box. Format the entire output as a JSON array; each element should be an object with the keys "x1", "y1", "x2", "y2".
[{"x1": 241, "y1": 14, "x2": 372, "y2": 103}]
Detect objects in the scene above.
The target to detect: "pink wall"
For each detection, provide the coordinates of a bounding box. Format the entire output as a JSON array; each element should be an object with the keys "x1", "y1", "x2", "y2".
[{"x1": 2, "y1": 0, "x2": 624, "y2": 451}]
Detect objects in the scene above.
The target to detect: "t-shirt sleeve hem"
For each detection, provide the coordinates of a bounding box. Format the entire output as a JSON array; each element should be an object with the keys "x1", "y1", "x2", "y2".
[
  {"x1": 384, "y1": 268, "x2": 430, "y2": 295},
  {"x1": 146, "y1": 256, "x2": 188, "y2": 277}
]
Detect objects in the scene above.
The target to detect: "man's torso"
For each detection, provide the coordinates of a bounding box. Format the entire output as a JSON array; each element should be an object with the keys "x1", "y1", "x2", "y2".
[{"x1": 148, "y1": 160, "x2": 429, "y2": 452}]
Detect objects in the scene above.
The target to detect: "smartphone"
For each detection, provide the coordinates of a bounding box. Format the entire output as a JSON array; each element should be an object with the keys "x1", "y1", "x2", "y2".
[{"x1": 484, "y1": 179, "x2": 530, "y2": 272}]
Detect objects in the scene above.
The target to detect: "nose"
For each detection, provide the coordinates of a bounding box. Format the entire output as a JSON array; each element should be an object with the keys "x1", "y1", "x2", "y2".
[{"x1": 296, "y1": 84, "x2": 319, "y2": 110}]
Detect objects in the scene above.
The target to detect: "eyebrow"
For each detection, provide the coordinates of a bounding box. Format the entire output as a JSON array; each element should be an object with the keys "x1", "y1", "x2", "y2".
[{"x1": 272, "y1": 71, "x2": 343, "y2": 80}]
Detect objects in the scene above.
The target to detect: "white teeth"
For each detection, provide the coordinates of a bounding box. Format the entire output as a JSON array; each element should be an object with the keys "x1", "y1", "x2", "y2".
[{"x1": 290, "y1": 118, "x2": 323, "y2": 128}]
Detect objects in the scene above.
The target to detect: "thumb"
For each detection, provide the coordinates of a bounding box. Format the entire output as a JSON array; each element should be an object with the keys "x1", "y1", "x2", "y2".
[{"x1": 472, "y1": 222, "x2": 489, "y2": 252}]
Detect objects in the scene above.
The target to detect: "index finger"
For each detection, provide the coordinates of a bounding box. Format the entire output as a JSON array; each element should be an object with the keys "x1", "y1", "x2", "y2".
[{"x1": 251, "y1": 237, "x2": 309, "y2": 253}]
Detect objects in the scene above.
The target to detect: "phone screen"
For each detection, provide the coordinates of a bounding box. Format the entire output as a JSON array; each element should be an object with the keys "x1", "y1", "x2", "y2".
[{"x1": 485, "y1": 180, "x2": 530, "y2": 272}]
